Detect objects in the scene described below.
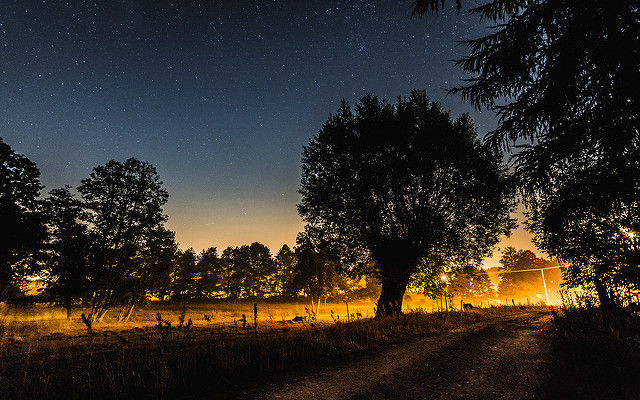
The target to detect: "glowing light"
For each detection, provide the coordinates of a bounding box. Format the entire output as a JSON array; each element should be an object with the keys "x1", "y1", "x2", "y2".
[{"x1": 620, "y1": 227, "x2": 636, "y2": 240}]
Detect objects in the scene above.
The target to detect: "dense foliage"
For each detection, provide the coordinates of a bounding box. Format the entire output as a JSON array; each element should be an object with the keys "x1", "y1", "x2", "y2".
[
  {"x1": 412, "y1": 0, "x2": 640, "y2": 317},
  {"x1": 298, "y1": 90, "x2": 515, "y2": 315},
  {"x1": 0, "y1": 137, "x2": 46, "y2": 299}
]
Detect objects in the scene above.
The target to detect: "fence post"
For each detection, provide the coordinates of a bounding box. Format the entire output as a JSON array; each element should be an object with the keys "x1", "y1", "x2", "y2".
[{"x1": 253, "y1": 303, "x2": 258, "y2": 338}]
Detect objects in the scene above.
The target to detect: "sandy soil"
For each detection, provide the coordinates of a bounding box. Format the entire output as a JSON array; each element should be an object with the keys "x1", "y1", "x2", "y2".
[{"x1": 247, "y1": 309, "x2": 552, "y2": 400}]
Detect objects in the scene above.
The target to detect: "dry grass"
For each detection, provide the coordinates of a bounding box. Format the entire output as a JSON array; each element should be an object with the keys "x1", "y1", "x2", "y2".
[
  {"x1": 544, "y1": 300, "x2": 640, "y2": 399},
  {"x1": 0, "y1": 297, "x2": 526, "y2": 400}
]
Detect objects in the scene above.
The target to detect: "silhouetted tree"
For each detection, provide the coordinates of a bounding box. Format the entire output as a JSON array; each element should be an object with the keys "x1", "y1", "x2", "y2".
[
  {"x1": 247, "y1": 242, "x2": 276, "y2": 297},
  {"x1": 0, "y1": 137, "x2": 46, "y2": 300},
  {"x1": 220, "y1": 246, "x2": 241, "y2": 299},
  {"x1": 171, "y1": 248, "x2": 199, "y2": 303},
  {"x1": 298, "y1": 90, "x2": 515, "y2": 316},
  {"x1": 78, "y1": 158, "x2": 171, "y2": 323},
  {"x1": 411, "y1": 1, "x2": 640, "y2": 316},
  {"x1": 141, "y1": 227, "x2": 178, "y2": 304},
  {"x1": 116, "y1": 226, "x2": 177, "y2": 321},
  {"x1": 449, "y1": 266, "x2": 495, "y2": 304},
  {"x1": 291, "y1": 231, "x2": 342, "y2": 310},
  {"x1": 41, "y1": 186, "x2": 93, "y2": 318},
  {"x1": 197, "y1": 247, "x2": 222, "y2": 298},
  {"x1": 275, "y1": 244, "x2": 297, "y2": 296},
  {"x1": 498, "y1": 247, "x2": 540, "y2": 299},
  {"x1": 497, "y1": 247, "x2": 560, "y2": 303},
  {"x1": 527, "y1": 169, "x2": 639, "y2": 309}
]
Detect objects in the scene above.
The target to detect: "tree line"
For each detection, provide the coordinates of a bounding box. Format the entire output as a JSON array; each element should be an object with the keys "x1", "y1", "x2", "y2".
[{"x1": 0, "y1": 138, "x2": 381, "y2": 321}]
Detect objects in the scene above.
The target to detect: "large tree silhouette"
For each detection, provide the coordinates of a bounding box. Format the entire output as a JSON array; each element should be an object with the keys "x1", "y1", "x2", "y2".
[
  {"x1": 298, "y1": 90, "x2": 515, "y2": 316},
  {"x1": 78, "y1": 158, "x2": 171, "y2": 322},
  {"x1": 412, "y1": 0, "x2": 640, "y2": 316},
  {"x1": 0, "y1": 137, "x2": 46, "y2": 299},
  {"x1": 41, "y1": 186, "x2": 93, "y2": 318}
]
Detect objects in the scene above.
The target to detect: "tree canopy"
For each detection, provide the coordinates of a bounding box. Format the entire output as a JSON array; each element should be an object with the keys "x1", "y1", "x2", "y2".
[
  {"x1": 411, "y1": 0, "x2": 640, "y2": 314},
  {"x1": 497, "y1": 247, "x2": 560, "y2": 303},
  {"x1": 78, "y1": 157, "x2": 172, "y2": 322},
  {"x1": 41, "y1": 186, "x2": 93, "y2": 318},
  {"x1": 298, "y1": 90, "x2": 515, "y2": 315},
  {"x1": 0, "y1": 137, "x2": 46, "y2": 299}
]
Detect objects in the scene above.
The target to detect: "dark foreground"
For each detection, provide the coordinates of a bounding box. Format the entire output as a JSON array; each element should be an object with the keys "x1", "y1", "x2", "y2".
[
  {"x1": 2, "y1": 306, "x2": 638, "y2": 399},
  {"x1": 248, "y1": 310, "x2": 551, "y2": 400}
]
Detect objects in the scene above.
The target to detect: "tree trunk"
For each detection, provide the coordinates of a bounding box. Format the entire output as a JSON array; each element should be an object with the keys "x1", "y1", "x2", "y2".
[
  {"x1": 594, "y1": 275, "x2": 620, "y2": 338},
  {"x1": 65, "y1": 297, "x2": 72, "y2": 320},
  {"x1": 96, "y1": 307, "x2": 109, "y2": 322},
  {"x1": 117, "y1": 304, "x2": 135, "y2": 323},
  {"x1": 376, "y1": 268, "x2": 412, "y2": 317}
]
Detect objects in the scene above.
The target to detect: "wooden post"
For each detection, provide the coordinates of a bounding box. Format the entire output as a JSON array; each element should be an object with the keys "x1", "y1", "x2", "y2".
[
  {"x1": 253, "y1": 303, "x2": 258, "y2": 337},
  {"x1": 346, "y1": 301, "x2": 350, "y2": 321}
]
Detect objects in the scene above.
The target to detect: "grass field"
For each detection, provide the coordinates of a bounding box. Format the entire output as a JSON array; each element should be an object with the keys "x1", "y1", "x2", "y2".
[
  {"x1": 1, "y1": 294, "x2": 464, "y2": 399},
  {"x1": 4, "y1": 297, "x2": 633, "y2": 400}
]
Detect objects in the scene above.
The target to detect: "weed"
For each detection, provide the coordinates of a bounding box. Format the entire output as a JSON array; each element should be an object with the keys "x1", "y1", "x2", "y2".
[
  {"x1": 80, "y1": 313, "x2": 93, "y2": 335},
  {"x1": 304, "y1": 306, "x2": 316, "y2": 322},
  {"x1": 155, "y1": 313, "x2": 171, "y2": 340},
  {"x1": 330, "y1": 309, "x2": 339, "y2": 323}
]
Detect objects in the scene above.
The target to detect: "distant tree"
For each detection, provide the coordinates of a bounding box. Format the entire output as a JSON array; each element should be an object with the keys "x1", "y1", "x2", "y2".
[
  {"x1": 41, "y1": 186, "x2": 93, "y2": 318},
  {"x1": 141, "y1": 227, "x2": 178, "y2": 304},
  {"x1": 78, "y1": 158, "x2": 171, "y2": 323},
  {"x1": 275, "y1": 244, "x2": 296, "y2": 296},
  {"x1": 411, "y1": 1, "x2": 640, "y2": 318},
  {"x1": 171, "y1": 248, "x2": 199, "y2": 303},
  {"x1": 116, "y1": 226, "x2": 177, "y2": 321},
  {"x1": 498, "y1": 247, "x2": 540, "y2": 300},
  {"x1": 196, "y1": 247, "x2": 222, "y2": 298},
  {"x1": 498, "y1": 247, "x2": 560, "y2": 303},
  {"x1": 220, "y1": 246, "x2": 241, "y2": 299},
  {"x1": 408, "y1": 257, "x2": 447, "y2": 301},
  {"x1": 344, "y1": 275, "x2": 381, "y2": 302},
  {"x1": 449, "y1": 267, "x2": 495, "y2": 304},
  {"x1": 247, "y1": 242, "x2": 276, "y2": 297},
  {"x1": 0, "y1": 137, "x2": 46, "y2": 299},
  {"x1": 298, "y1": 90, "x2": 515, "y2": 316},
  {"x1": 291, "y1": 231, "x2": 342, "y2": 312}
]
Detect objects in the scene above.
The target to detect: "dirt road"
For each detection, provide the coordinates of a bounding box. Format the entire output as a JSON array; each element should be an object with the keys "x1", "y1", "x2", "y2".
[{"x1": 247, "y1": 310, "x2": 552, "y2": 400}]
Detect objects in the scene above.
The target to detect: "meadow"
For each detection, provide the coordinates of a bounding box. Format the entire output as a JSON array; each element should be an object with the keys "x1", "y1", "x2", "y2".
[
  {"x1": 3, "y1": 296, "x2": 636, "y2": 400},
  {"x1": 0, "y1": 295, "x2": 461, "y2": 399}
]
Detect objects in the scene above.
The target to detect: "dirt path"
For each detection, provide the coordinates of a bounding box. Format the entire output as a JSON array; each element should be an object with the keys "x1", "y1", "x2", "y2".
[{"x1": 247, "y1": 310, "x2": 552, "y2": 400}]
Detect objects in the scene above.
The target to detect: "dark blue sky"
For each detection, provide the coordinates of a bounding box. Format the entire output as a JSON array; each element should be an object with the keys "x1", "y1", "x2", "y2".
[{"x1": 1, "y1": 0, "x2": 532, "y2": 264}]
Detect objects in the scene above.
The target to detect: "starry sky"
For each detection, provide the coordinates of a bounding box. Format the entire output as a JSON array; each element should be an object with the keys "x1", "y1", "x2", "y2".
[{"x1": 1, "y1": 0, "x2": 537, "y2": 267}]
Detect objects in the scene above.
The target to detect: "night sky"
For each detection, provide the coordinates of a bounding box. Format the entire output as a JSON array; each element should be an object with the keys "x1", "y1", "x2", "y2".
[{"x1": 1, "y1": 0, "x2": 535, "y2": 266}]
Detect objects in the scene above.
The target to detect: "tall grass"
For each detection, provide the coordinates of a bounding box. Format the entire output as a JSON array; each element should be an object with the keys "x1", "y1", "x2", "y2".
[
  {"x1": 0, "y1": 301, "x2": 512, "y2": 400},
  {"x1": 544, "y1": 292, "x2": 640, "y2": 399}
]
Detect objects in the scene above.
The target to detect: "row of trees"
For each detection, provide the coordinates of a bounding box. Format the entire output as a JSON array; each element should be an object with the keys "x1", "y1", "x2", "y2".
[
  {"x1": 0, "y1": 137, "x2": 381, "y2": 321},
  {"x1": 408, "y1": 247, "x2": 562, "y2": 308},
  {"x1": 168, "y1": 238, "x2": 379, "y2": 305}
]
